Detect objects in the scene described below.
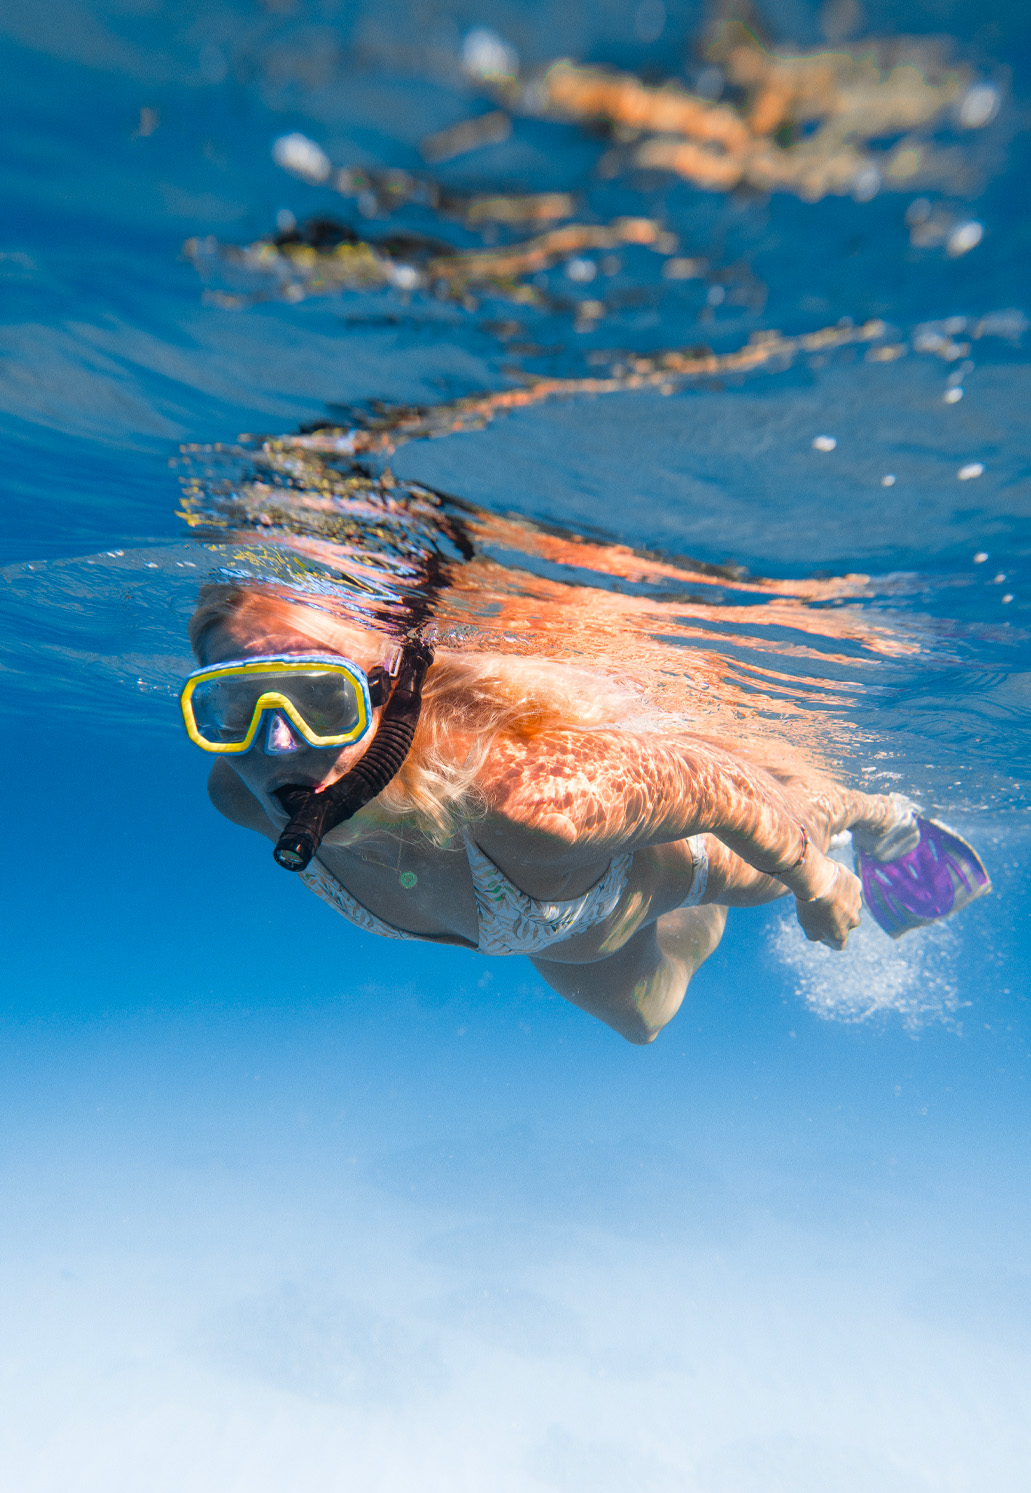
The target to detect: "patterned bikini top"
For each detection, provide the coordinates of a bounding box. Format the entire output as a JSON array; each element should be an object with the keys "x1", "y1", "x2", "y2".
[{"x1": 299, "y1": 828, "x2": 634, "y2": 957}]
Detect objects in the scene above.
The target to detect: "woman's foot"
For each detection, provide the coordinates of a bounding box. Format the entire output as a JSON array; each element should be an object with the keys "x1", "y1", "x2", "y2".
[
  {"x1": 851, "y1": 792, "x2": 921, "y2": 861},
  {"x1": 853, "y1": 813, "x2": 991, "y2": 938}
]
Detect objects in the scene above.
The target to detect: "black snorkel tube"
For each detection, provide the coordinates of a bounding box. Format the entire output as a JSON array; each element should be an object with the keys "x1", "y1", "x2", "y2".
[{"x1": 271, "y1": 639, "x2": 433, "y2": 872}]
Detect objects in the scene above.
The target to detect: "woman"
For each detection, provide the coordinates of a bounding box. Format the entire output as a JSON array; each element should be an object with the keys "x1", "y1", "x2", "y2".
[{"x1": 181, "y1": 584, "x2": 988, "y2": 1044}]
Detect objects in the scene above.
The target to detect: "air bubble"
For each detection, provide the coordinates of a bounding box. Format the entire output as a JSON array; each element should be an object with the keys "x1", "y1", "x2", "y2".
[
  {"x1": 959, "y1": 83, "x2": 1000, "y2": 129},
  {"x1": 565, "y1": 257, "x2": 596, "y2": 283},
  {"x1": 462, "y1": 27, "x2": 518, "y2": 82},
  {"x1": 272, "y1": 133, "x2": 331, "y2": 184},
  {"x1": 946, "y1": 221, "x2": 984, "y2": 257}
]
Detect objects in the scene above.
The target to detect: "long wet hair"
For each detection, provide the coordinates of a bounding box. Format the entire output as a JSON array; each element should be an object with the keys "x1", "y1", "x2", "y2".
[{"x1": 189, "y1": 584, "x2": 636, "y2": 844}]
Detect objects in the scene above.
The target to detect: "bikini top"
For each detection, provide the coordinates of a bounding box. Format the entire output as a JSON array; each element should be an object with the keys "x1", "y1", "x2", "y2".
[{"x1": 299, "y1": 828, "x2": 634, "y2": 957}]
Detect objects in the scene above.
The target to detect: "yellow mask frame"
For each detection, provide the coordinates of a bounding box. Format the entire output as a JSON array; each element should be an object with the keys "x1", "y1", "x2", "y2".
[{"x1": 179, "y1": 653, "x2": 372, "y2": 754}]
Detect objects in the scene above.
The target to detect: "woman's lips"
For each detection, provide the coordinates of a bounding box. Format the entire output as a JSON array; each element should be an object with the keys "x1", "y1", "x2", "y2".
[{"x1": 266, "y1": 772, "x2": 327, "y2": 794}]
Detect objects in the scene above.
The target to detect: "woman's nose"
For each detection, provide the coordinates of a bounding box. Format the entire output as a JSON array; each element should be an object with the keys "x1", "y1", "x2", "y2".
[{"x1": 263, "y1": 710, "x2": 301, "y2": 755}]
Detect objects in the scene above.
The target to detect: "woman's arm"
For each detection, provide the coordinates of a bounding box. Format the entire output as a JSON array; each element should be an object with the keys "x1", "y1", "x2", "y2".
[{"x1": 483, "y1": 730, "x2": 860, "y2": 947}]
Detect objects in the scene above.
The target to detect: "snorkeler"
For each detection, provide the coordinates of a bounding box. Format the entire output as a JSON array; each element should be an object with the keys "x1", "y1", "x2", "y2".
[{"x1": 180, "y1": 585, "x2": 989, "y2": 1045}]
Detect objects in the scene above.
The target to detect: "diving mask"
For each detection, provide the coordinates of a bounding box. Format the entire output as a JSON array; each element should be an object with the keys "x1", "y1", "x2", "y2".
[{"x1": 179, "y1": 652, "x2": 392, "y2": 754}]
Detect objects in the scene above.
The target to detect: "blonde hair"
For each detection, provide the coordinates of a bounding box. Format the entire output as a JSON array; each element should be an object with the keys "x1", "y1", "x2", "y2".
[{"x1": 189, "y1": 585, "x2": 635, "y2": 843}]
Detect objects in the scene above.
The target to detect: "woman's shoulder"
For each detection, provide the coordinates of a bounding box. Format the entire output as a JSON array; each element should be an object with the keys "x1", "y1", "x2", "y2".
[
  {"x1": 481, "y1": 724, "x2": 691, "y2": 794},
  {"x1": 475, "y1": 726, "x2": 667, "y2": 858}
]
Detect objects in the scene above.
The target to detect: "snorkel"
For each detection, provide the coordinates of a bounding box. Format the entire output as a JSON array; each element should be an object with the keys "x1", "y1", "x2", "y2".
[{"x1": 271, "y1": 639, "x2": 433, "y2": 872}]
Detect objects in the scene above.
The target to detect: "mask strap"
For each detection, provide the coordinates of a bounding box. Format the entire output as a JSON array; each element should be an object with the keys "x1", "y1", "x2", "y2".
[{"x1": 366, "y1": 646, "x2": 403, "y2": 706}]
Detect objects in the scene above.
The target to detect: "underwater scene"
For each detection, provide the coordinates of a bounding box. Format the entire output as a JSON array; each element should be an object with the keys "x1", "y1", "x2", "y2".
[{"x1": 2, "y1": 0, "x2": 1029, "y2": 1487}]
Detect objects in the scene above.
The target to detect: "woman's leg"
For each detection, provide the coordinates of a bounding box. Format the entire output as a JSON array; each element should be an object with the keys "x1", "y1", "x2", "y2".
[
  {"x1": 532, "y1": 904, "x2": 727, "y2": 1044},
  {"x1": 772, "y1": 774, "x2": 910, "y2": 851},
  {"x1": 531, "y1": 781, "x2": 906, "y2": 1043},
  {"x1": 698, "y1": 776, "x2": 912, "y2": 909}
]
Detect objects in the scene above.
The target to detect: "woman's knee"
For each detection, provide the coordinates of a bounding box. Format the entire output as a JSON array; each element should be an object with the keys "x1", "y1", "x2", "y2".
[
  {"x1": 620, "y1": 964, "x2": 690, "y2": 1043},
  {"x1": 615, "y1": 997, "x2": 667, "y2": 1045},
  {"x1": 532, "y1": 933, "x2": 684, "y2": 1045},
  {"x1": 621, "y1": 1022, "x2": 661, "y2": 1045}
]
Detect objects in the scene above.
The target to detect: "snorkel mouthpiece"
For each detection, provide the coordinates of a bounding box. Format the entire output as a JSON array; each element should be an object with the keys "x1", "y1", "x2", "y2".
[
  {"x1": 272, "y1": 641, "x2": 433, "y2": 873},
  {"x1": 271, "y1": 810, "x2": 330, "y2": 872},
  {"x1": 273, "y1": 840, "x2": 313, "y2": 871}
]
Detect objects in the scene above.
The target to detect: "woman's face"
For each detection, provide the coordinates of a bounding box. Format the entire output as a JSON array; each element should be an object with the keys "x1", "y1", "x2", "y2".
[{"x1": 202, "y1": 608, "x2": 394, "y2": 803}]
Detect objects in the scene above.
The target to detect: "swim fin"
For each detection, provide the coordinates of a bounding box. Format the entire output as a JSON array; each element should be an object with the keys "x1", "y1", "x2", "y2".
[{"x1": 854, "y1": 816, "x2": 991, "y2": 939}]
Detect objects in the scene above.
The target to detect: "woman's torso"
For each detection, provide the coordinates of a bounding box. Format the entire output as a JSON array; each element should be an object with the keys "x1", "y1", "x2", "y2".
[
  {"x1": 215, "y1": 744, "x2": 706, "y2": 958},
  {"x1": 307, "y1": 821, "x2": 702, "y2": 958}
]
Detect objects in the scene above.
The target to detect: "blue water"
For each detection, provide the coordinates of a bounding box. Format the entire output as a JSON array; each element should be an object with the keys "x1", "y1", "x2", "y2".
[{"x1": 2, "y1": 3, "x2": 1030, "y2": 1489}]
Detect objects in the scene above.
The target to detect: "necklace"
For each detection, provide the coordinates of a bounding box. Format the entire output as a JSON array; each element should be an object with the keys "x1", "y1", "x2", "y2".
[{"x1": 356, "y1": 833, "x2": 418, "y2": 890}]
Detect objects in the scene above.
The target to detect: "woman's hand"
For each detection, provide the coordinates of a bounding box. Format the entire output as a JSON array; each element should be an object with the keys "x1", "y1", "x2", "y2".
[{"x1": 794, "y1": 858, "x2": 862, "y2": 949}]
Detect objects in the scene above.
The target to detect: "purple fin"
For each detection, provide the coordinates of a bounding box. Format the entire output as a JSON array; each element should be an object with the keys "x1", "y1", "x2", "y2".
[{"x1": 855, "y1": 817, "x2": 991, "y2": 939}]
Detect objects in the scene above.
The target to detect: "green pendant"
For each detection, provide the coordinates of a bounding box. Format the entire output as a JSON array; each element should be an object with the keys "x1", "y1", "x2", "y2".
[{"x1": 399, "y1": 870, "x2": 418, "y2": 890}]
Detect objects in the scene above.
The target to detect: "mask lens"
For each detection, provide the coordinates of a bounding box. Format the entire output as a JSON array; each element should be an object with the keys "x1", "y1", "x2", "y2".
[
  {"x1": 277, "y1": 670, "x2": 362, "y2": 738},
  {"x1": 190, "y1": 676, "x2": 257, "y2": 743}
]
